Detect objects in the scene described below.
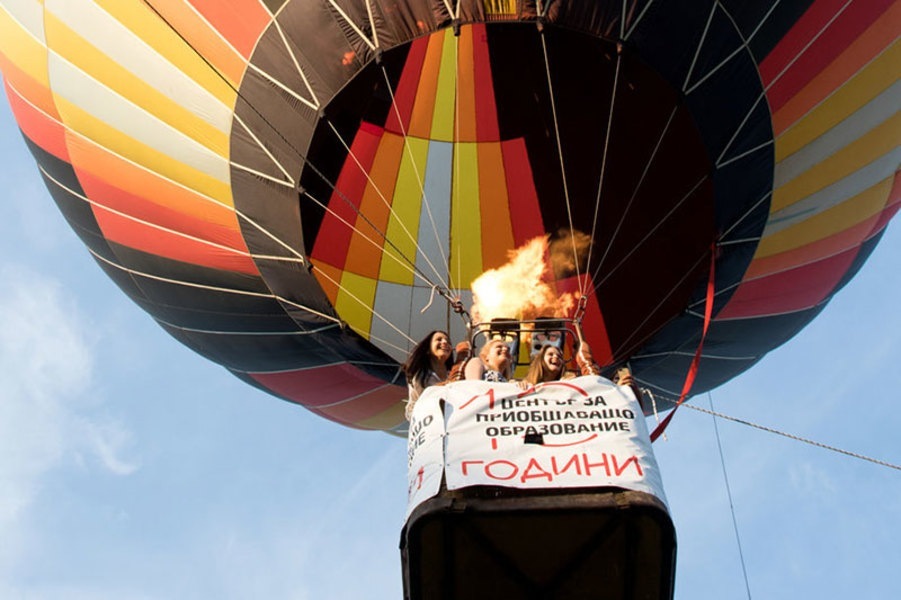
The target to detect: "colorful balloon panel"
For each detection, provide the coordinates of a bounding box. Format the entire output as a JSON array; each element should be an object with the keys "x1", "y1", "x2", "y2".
[{"x1": 0, "y1": 0, "x2": 897, "y2": 434}]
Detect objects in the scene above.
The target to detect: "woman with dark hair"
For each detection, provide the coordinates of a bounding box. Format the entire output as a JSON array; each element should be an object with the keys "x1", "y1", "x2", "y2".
[
  {"x1": 403, "y1": 330, "x2": 454, "y2": 419},
  {"x1": 523, "y1": 344, "x2": 567, "y2": 385}
]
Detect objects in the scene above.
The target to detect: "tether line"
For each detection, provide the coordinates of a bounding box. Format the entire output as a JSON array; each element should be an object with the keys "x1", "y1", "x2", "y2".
[
  {"x1": 651, "y1": 393, "x2": 901, "y2": 472},
  {"x1": 709, "y1": 392, "x2": 753, "y2": 600}
]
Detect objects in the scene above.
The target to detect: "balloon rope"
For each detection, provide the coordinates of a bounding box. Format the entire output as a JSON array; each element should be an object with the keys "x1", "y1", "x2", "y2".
[
  {"x1": 652, "y1": 393, "x2": 901, "y2": 473},
  {"x1": 231, "y1": 115, "x2": 295, "y2": 186},
  {"x1": 364, "y1": 0, "x2": 379, "y2": 48},
  {"x1": 676, "y1": 191, "x2": 772, "y2": 312},
  {"x1": 591, "y1": 175, "x2": 708, "y2": 292},
  {"x1": 376, "y1": 66, "x2": 453, "y2": 289},
  {"x1": 645, "y1": 389, "x2": 667, "y2": 441},
  {"x1": 619, "y1": 0, "x2": 627, "y2": 39},
  {"x1": 452, "y1": 23, "x2": 463, "y2": 299},
  {"x1": 303, "y1": 145, "x2": 451, "y2": 296},
  {"x1": 324, "y1": 0, "x2": 377, "y2": 51},
  {"x1": 539, "y1": 26, "x2": 581, "y2": 287},
  {"x1": 650, "y1": 244, "x2": 716, "y2": 442},
  {"x1": 79, "y1": 209, "x2": 418, "y2": 355},
  {"x1": 420, "y1": 285, "x2": 437, "y2": 314},
  {"x1": 582, "y1": 42, "x2": 623, "y2": 298},
  {"x1": 717, "y1": 189, "x2": 772, "y2": 244},
  {"x1": 85, "y1": 248, "x2": 341, "y2": 326},
  {"x1": 709, "y1": 392, "x2": 754, "y2": 600},
  {"x1": 684, "y1": 1, "x2": 780, "y2": 97},
  {"x1": 709, "y1": 0, "x2": 831, "y2": 169},
  {"x1": 593, "y1": 104, "x2": 678, "y2": 281},
  {"x1": 25, "y1": 79, "x2": 425, "y2": 310},
  {"x1": 37, "y1": 164, "x2": 291, "y2": 263},
  {"x1": 623, "y1": 0, "x2": 655, "y2": 41},
  {"x1": 442, "y1": 0, "x2": 458, "y2": 19},
  {"x1": 297, "y1": 190, "x2": 438, "y2": 289},
  {"x1": 603, "y1": 242, "x2": 713, "y2": 364},
  {"x1": 301, "y1": 156, "x2": 453, "y2": 305},
  {"x1": 681, "y1": 2, "x2": 718, "y2": 92},
  {"x1": 12, "y1": 81, "x2": 307, "y2": 274},
  {"x1": 299, "y1": 253, "x2": 417, "y2": 345},
  {"x1": 683, "y1": 0, "x2": 790, "y2": 167},
  {"x1": 324, "y1": 119, "x2": 452, "y2": 292}
]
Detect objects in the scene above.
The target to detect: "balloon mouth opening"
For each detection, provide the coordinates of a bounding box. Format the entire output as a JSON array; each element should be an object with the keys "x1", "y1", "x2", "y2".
[
  {"x1": 289, "y1": 23, "x2": 715, "y2": 364},
  {"x1": 234, "y1": 17, "x2": 755, "y2": 374}
]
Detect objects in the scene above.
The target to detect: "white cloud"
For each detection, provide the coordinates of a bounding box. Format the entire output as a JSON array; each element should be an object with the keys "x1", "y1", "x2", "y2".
[
  {"x1": 0, "y1": 266, "x2": 88, "y2": 522},
  {"x1": 0, "y1": 264, "x2": 138, "y2": 578},
  {"x1": 79, "y1": 417, "x2": 139, "y2": 476},
  {"x1": 787, "y1": 460, "x2": 838, "y2": 497}
]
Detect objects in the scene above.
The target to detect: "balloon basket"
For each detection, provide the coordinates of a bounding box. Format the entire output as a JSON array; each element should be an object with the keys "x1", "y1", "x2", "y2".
[{"x1": 400, "y1": 485, "x2": 676, "y2": 599}]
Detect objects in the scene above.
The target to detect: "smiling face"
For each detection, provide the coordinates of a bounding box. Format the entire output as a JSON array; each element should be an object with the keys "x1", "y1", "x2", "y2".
[
  {"x1": 430, "y1": 331, "x2": 452, "y2": 363},
  {"x1": 542, "y1": 346, "x2": 564, "y2": 375},
  {"x1": 483, "y1": 339, "x2": 512, "y2": 372}
]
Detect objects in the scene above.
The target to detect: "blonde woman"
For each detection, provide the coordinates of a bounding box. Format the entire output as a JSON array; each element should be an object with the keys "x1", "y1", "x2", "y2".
[{"x1": 463, "y1": 338, "x2": 513, "y2": 382}]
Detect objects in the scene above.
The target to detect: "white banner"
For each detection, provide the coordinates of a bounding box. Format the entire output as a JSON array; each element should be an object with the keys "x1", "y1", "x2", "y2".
[
  {"x1": 405, "y1": 393, "x2": 445, "y2": 517},
  {"x1": 405, "y1": 376, "x2": 667, "y2": 519}
]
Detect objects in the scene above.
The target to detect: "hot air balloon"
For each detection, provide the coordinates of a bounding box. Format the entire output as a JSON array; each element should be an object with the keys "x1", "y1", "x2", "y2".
[
  {"x1": 0, "y1": 0, "x2": 897, "y2": 434},
  {"x1": 2, "y1": 2, "x2": 898, "y2": 598}
]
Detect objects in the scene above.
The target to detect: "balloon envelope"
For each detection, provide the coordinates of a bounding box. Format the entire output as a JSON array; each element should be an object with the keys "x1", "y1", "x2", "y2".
[{"x1": 0, "y1": 0, "x2": 898, "y2": 432}]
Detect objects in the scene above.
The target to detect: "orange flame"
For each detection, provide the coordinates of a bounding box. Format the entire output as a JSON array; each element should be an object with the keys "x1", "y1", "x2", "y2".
[
  {"x1": 470, "y1": 234, "x2": 583, "y2": 324},
  {"x1": 549, "y1": 228, "x2": 592, "y2": 279}
]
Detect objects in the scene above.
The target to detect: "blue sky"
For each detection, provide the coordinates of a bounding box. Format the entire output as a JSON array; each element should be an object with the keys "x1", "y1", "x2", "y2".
[{"x1": 1, "y1": 95, "x2": 899, "y2": 599}]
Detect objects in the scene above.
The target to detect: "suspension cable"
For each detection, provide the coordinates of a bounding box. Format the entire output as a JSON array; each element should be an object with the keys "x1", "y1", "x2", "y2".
[
  {"x1": 452, "y1": 16, "x2": 463, "y2": 301},
  {"x1": 611, "y1": 245, "x2": 714, "y2": 362},
  {"x1": 539, "y1": 21, "x2": 582, "y2": 288},
  {"x1": 649, "y1": 393, "x2": 901, "y2": 472},
  {"x1": 42, "y1": 145, "x2": 417, "y2": 351},
  {"x1": 582, "y1": 42, "x2": 623, "y2": 297},
  {"x1": 324, "y1": 119, "x2": 452, "y2": 291},
  {"x1": 595, "y1": 104, "x2": 678, "y2": 275},
  {"x1": 299, "y1": 189, "x2": 443, "y2": 290},
  {"x1": 452, "y1": 51, "x2": 463, "y2": 299},
  {"x1": 377, "y1": 64, "x2": 453, "y2": 289},
  {"x1": 590, "y1": 175, "x2": 708, "y2": 291},
  {"x1": 709, "y1": 392, "x2": 753, "y2": 600}
]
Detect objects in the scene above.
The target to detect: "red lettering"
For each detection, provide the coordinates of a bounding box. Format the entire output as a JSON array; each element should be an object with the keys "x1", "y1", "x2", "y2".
[
  {"x1": 551, "y1": 454, "x2": 582, "y2": 476},
  {"x1": 485, "y1": 460, "x2": 518, "y2": 480},
  {"x1": 520, "y1": 458, "x2": 553, "y2": 483},
  {"x1": 612, "y1": 455, "x2": 643, "y2": 476},
  {"x1": 461, "y1": 460, "x2": 484, "y2": 475},
  {"x1": 459, "y1": 387, "x2": 496, "y2": 410},
  {"x1": 582, "y1": 452, "x2": 612, "y2": 477}
]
